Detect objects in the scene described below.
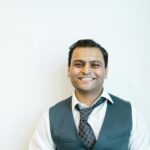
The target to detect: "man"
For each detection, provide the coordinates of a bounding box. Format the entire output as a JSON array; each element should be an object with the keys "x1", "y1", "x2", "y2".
[{"x1": 29, "y1": 39, "x2": 150, "y2": 150}]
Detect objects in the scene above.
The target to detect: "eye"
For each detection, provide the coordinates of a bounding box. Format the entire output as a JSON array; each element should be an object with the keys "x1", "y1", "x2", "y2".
[
  {"x1": 74, "y1": 63, "x2": 83, "y2": 68},
  {"x1": 91, "y1": 63, "x2": 100, "y2": 68}
]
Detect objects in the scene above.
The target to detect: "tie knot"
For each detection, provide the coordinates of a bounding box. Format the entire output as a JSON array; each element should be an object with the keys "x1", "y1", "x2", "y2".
[
  {"x1": 80, "y1": 107, "x2": 93, "y2": 121},
  {"x1": 75, "y1": 97, "x2": 106, "y2": 121},
  {"x1": 75, "y1": 104, "x2": 93, "y2": 121}
]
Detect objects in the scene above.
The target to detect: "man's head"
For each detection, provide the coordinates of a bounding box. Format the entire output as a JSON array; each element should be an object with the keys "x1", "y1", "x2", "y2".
[
  {"x1": 68, "y1": 39, "x2": 108, "y2": 96},
  {"x1": 68, "y1": 39, "x2": 108, "y2": 69}
]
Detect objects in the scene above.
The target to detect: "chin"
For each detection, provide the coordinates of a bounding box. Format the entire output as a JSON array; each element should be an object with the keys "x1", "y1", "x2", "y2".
[{"x1": 77, "y1": 87, "x2": 94, "y2": 93}]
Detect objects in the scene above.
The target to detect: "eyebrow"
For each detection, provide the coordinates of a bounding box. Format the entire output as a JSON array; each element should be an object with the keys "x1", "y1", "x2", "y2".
[{"x1": 73, "y1": 59, "x2": 102, "y2": 63}]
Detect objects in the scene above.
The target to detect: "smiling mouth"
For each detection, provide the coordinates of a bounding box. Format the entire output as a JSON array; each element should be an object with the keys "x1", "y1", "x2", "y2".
[{"x1": 78, "y1": 77, "x2": 95, "y2": 81}]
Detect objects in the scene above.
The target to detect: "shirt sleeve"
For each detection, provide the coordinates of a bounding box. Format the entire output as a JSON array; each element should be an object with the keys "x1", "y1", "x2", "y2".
[
  {"x1": 128, "y1": 105, "x2": 150, "y2": 150},
  {"x1": 28, "y1": 110, "x2": 56, "y2": 150}
]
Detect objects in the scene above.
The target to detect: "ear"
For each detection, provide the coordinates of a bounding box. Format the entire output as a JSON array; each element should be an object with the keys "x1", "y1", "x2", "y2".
[
  {"x1": 67, "y1": 66, "x2": 70, "y2": 77},
  {"x1": 105, "y1": 67, "x2": 108, "y2": 78}
]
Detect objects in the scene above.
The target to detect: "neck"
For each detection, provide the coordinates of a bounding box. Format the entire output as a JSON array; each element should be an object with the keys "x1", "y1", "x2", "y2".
[{"x1": 75, "y1": 88, "x2": 103, "y2": 106}]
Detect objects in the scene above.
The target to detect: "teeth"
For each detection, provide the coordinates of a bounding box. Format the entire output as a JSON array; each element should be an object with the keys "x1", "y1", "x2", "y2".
[{"x1": 79, "y1": 77, "x2": 93, "y2": 81}]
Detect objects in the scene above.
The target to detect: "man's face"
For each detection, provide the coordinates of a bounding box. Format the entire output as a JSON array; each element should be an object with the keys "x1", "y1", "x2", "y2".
[{"x1": 68, "y1": 47, "x2": 108, "y2": 94}]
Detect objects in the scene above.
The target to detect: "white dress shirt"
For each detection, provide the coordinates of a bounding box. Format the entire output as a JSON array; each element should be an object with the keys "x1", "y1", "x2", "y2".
[{"x1": 29, "y1": 89, "x2": 150, "y2": 150}]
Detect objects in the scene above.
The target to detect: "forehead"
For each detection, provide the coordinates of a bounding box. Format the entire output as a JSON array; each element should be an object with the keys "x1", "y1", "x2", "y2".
[{"x1": 71, "y1": 47, "x2": 104, "y2": 62}]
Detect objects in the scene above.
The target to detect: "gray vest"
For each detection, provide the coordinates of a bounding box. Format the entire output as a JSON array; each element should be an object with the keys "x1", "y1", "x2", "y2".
[{"x1": 49, "y1": 94, "x2": 132, "y2": 150}]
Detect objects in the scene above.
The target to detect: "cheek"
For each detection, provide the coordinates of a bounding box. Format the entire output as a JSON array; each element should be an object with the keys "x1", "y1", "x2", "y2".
[
  {"x1": 96, "y1": 70, "x2": 107, "y2": 78},
  {"x1": 69, "y1": 68, "x2": 81, "y2": 76}
]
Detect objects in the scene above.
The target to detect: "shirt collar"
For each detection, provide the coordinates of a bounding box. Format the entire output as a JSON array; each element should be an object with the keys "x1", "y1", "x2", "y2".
[{"x1": 72, "y1": 88, "x2": 114, "y2": 110}]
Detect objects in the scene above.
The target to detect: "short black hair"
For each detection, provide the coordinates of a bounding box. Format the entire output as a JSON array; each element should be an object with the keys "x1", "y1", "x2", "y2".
[{"x1": 68, "y1": 39, "x2": 108, "y2": 68}]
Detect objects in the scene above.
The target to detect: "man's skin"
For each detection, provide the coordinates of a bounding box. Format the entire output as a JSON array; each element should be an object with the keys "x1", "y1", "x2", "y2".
[{"x1": 68, "y1": 47, "x2": 108, "y2": 106}]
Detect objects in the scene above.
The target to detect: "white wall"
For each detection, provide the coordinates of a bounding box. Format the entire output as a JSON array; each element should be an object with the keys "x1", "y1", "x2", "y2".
[{"x1": 0, "y1": 0, "x2": 150, "y2": 149}]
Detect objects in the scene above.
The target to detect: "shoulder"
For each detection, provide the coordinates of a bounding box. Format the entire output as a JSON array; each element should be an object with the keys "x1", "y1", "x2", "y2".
[
  {"x1": 109, "y1": 93, "x2": 131, "y2": 106},
  {"x1": 49, "y1": 96, "x2": 72, "y2": 113},
  {"x1": 108, "y1": 93, "x2": 132, "y2": 115}
]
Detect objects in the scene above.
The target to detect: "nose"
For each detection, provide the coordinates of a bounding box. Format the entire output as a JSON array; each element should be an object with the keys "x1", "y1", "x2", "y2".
[{"x1": 81, "y1": 64, "x2": 91, "y2": 74}]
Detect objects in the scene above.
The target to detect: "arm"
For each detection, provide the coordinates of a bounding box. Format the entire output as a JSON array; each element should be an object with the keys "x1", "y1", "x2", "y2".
[
  {"x1": 128, "y1": 105, "x2": 150, "y2": 150},
  {"x1": 28, "y1": 111, "x2": 56, "y2": 150}
]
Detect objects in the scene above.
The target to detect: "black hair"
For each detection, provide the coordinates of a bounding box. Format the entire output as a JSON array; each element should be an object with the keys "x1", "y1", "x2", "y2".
[{"x1": 68, "y1": 39, "x2": 108, "y2": 68}]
